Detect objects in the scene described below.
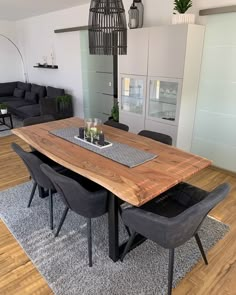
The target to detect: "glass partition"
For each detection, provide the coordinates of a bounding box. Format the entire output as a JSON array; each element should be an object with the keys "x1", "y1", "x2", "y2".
[{"x1": 191, "y1": 13, "x2": 236, "y2": 172}]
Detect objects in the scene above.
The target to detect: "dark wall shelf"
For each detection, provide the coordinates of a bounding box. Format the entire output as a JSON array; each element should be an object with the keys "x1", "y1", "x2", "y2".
[{"x1": 34, "y1": 65, "x2": 58, "y2": 69}]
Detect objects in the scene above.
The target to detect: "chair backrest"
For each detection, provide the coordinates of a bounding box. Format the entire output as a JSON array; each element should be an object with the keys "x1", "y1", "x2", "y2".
[
  {"x1": 138, "y1": 130, "x2": 172, "y2": 145},
  {"x1": 166, "y1": 183, "x2": 230, "y2": 248},
  {"x1": 23, "y1": 115, "x2": 55, "y2": 126},
  {"x1": 104, "y1": 120, "x2": 129, "y2": 131},
  {"x1": 123, "y1": 183, "x2": 230, "y2": 249},
  {"x1": 11, "y1": 143, "x2": 54, "y2": 190},
  {"x1": 40, "y1": 164, "x2": 108, "y2": 218}
]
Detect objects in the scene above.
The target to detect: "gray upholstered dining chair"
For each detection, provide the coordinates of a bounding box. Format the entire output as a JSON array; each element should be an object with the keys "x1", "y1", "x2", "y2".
[
  {"x1": 120, "y1": 182, "x2": 230, "y2": 295},
  {"x1": 104, "y1": 120, "x2": 129, "y2": 131},
  {"x1": 11, "y1": 142, "x2": 64, "y2": 230},
  {"x1": 138, "y1": 130, "x2": 172, "y2": 145},
  {"x1": 40, "y1": 163, "x2": 108, "y2": 267}
]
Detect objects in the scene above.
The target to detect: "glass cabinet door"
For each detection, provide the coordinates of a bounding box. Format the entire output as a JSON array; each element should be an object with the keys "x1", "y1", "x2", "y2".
[
  {"x1": 147, "y1": 78, "x2": 181, "y2": 123},
  {"x1": 120, "y1": 76, "x2": 146, "y2": 115}
]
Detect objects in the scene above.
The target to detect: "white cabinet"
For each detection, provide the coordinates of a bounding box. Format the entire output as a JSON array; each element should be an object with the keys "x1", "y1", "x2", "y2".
[
  {"x1": 148, "y1": 25, "x2": 188, "y2": 78},
  {"x1": 119, "y1": 24, "x2": 205, "y2": 152},
  {"x1": 119, "y1": 28, "x2": 149, "y2": 76}
]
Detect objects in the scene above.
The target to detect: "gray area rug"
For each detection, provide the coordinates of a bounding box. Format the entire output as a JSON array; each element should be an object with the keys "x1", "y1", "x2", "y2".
[
  {"x1": 0, "y1": 182, "x2": 229, "y2": 295},
  {"x1": 0, "y1": 115, "x2": 23, "y2": 137}
]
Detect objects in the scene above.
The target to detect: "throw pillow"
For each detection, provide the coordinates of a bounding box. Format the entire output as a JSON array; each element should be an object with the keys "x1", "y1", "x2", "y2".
[
  {"x1": 14, "y1": 88, "x2": 25, "y2": 98},
  {"x1": 25, "y1": 91, "x2": 38, "y2": 104}
]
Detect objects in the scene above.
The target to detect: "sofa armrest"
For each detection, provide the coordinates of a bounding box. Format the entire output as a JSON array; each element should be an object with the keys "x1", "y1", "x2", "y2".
[
  {"x1": 39, "y1": 97, "x2": 57, "y2": 116},
  {"x1": 39, "y1": 96, "x2": 73, "y2": 119}
]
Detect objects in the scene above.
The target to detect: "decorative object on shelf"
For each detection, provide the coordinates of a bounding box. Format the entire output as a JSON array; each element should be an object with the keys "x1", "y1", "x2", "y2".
[
  {"x1": 51, "y1": 49, "x2": 56, "y2": 68},
  {"x1": 133, "y1": 0, "x2": 144, "y2": 28},
  {"x1": 128, "y1": 2, "x2": 139, "y2": 29},
  {"x1": 34, "y1": 64, "x2": 58, "y2": 69},
  {"x1": 0, "y1": 103, "x2": 7, "y2": 114},
  {"x1": 0, "y1": 34, "x2": 28, "y2": 82},
  {"x1": 88, "y1": 0, "x2": 127, "y2": 55},
  {"x1": 172, "y1": 0, "x2": 195, "y2": 24},
  {"x1": 56, "y1": 94, "x2": 72, "y2": 113},
  {"x1": 42, "y1": 56, "x2": 48, "y2": 66}
]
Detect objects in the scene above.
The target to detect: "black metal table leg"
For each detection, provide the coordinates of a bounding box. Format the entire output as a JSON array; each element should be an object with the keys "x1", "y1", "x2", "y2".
[
  {"x1": 108, "y1": 192, "x2": 120, "y2": 262},
  {"x1": 108, "y1": 192, "x2": 148, "y2": 262},
  {"x1": 9, "y1": 114, "x2": 13, "y2": 129}
]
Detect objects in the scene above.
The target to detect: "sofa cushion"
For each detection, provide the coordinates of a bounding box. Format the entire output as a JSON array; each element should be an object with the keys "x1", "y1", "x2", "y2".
[
  {"x1": 0, "y1": 96, "x2": 21, "y2": 103},
  {"x1": 0, "y1": 82, "x2": 17, "y2": 97},
  {"x1": 31, "y1": 84, "x2": 46, "y2": 100},
  {"x1": 17, "y1": 82, "x2": 31, "y2": 92},
  {"x1": 25, "y1": 91, "x2": 38, "y2": 104},
  {"x1": 5, "y1": 100, "x2": 33, "y2": 109},
  {"x1": 47, "y1": 86, "x2": 65, "y2": 98},
  {"x1": 14, "y1": 88, "x2": 25, "y2": 98},
  {"x1": 16, "y1": 104, "x2": 40, "y2": 119}
]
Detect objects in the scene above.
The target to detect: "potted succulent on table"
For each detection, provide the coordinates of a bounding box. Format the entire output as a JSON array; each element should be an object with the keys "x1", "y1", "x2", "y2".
[
  {"x1": 0, "y1": 103, "x2": 8, "y2": 114},
  {"x1": 172, "y1": 0, "x2": 195, "y2": 24}
]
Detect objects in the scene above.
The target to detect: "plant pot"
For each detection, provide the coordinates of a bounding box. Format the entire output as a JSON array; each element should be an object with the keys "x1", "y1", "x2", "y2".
[
  {"x1": 1, "y1": 109, "x2": 7, "y2": 114},
  {"x1": 172, "y1": 14, "x2": 195, "y2": 25}
]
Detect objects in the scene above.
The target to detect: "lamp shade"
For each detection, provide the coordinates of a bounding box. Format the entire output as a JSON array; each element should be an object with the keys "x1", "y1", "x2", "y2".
[{"x1": 88, "y1": 0, "x2": 127, "y2": 55}]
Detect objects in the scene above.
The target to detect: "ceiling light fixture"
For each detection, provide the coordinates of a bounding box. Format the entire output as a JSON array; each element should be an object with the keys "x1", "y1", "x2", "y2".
[{"x1": 88, "y1": 0, "x2": 127, "y2": 55}]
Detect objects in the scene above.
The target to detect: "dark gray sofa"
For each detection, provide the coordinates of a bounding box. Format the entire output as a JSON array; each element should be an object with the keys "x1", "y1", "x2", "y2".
[{"x1": 0, "y1": 81, "x2": 73, "y2": 120}]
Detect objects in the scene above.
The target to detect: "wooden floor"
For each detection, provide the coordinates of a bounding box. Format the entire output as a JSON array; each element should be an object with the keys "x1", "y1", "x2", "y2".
[{"x1": 0, "y1": 135, "x2": 236, "y2": 295}]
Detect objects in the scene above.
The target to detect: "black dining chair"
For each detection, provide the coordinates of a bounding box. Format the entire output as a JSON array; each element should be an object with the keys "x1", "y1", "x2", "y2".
[
  {"x1": 104, "y1": 120, "x2": 129, "y2": 131},
  {"x1": 40, "y1": 163, "x2": 108, "y2": 267},
  {"x1": 11, "y1": 143, "x2": 70, "y2": 230},
  {"x1": 120, "y1": 182, "x2": 230, "y2": 295},
  {"x1": 138, "y1": 130, "x2": 172, "y2": 145}
]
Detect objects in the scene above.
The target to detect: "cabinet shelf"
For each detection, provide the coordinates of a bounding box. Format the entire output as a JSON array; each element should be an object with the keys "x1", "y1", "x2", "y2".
[{"x1": 149, "y1": 99, "x2": 176, "y2": 106}]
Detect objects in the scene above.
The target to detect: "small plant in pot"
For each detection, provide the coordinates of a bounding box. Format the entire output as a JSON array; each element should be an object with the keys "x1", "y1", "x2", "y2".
[
  {"x1": 56, "y1": 95, "x2": 72, "y2": 113},
  {"x1": 172, "y1": 0, "x2": 195, "y2": 24},
  {"x1": 0, "y1": 103, "x2": 8, "y2": 114},
  {"x1": 110, "y1": 101, "x2": 119, "y2": 122}
]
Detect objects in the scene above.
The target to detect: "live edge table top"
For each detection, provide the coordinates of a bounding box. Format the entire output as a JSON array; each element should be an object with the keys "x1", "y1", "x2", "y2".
[{"x1": 12, "y1": 117, "x2": 211, "y2": 207}]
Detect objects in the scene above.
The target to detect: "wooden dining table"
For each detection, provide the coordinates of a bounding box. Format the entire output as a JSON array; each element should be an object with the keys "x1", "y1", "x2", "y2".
[{"x1": 12, "y1": 117, "x2": 211, "y2": 262}]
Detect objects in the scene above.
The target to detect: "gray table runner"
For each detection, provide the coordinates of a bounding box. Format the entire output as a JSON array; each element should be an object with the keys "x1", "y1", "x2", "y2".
[{"x1": 50, "y1": 127, "x2": 157, "y2": 168}]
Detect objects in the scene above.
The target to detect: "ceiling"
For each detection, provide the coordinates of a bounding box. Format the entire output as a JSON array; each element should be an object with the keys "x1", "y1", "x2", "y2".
[{"x1": 0, "y1": 0, "x2": 90, "y2": 21}]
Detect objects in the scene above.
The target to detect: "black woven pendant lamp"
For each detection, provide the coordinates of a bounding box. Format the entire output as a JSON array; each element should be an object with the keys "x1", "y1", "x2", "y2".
[{"x1": 88, "y1": 0, "x2": 127, "y2": 55}]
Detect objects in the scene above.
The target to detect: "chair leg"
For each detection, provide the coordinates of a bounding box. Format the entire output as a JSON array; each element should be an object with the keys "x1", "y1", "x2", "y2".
[
  {"x1": 55, "y1": 207, "x2": 69, "y2": 237},
  {"x1": 27, "y1": 182, "x2": 37, "y2": 208},
  {"x1": 195, "y1": 233, "x2": 208, "y2": 265},
  {"x1": 118, "y1": 206, "x2": 131, "y2": 237},
  {"x1": 120, "y1": 231, "x2": 137, "y2": 262},
  {"x1": 168, "y1": 248, "x2": 175, "y2": 295},
  {"x1": 87, "y1": 218, "x2": 92, "y2": 267},
  {"x1": 49, "y1": 189, "x2": 53, "y2": 230}
]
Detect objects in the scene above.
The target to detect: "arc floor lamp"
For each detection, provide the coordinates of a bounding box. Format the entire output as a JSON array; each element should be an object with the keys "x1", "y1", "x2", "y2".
[{"x1": 0, "y1": 34, "x2": 28, "y2": 82}]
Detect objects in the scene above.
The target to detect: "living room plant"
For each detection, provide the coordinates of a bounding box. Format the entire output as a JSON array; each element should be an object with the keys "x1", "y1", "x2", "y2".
[
  {"x1": 0, "y1": 103, "x2": 7, "y2": 114},
  {"x1": 110, "y1": 100, "x2": 119, "y2": 122},
  {"x1": 56, "y1": 94, "x2": 72, "y2": 113},
  {"x1": 172, "y1": 0, "x2": 195, "y2": 24}
]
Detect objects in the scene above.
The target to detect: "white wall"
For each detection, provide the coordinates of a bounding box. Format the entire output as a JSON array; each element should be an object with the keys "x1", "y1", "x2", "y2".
[{"x1": 0, "y1": 21, "x2": 24, "y2": 82}]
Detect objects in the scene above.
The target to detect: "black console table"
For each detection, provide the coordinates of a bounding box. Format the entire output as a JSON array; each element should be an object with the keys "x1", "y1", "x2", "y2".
[{"x1": 0, "y1": 112, "x2": 13, "y2": 131}]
